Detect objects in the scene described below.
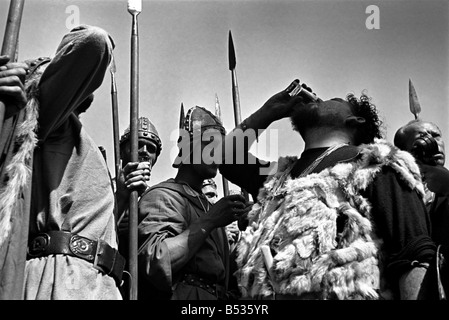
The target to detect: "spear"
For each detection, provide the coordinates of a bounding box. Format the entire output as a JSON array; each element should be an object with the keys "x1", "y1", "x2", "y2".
[
  {"x1": 127, "y1": 0, "x2": 141, "y2": 301},
  {"x1": 179, "y1": 102, "x2": 185, "y2": 132},
  {"x1": 215, "y1": 93, "x2": 229, "y2": 197},
  {"x1": 228, "y1": 30, "x2": 249, "y2": 203},
  {"x1": 0, "y1": 0, "x2": 25, "y2": 135},
  {"x1": 228, "y1": 30, "x2": 242, "y2": 126},
  {"x1": 109, "y1": 55, "x2": 121, "y2": 183},
  {"x1": 409, "y1": 79, "x2": 421, "y2": 120}
]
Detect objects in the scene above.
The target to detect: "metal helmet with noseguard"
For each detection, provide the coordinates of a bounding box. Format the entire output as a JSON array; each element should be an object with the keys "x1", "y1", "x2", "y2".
[{"x1": 120, "y1": 117, "x2": 162, "y2": 159}]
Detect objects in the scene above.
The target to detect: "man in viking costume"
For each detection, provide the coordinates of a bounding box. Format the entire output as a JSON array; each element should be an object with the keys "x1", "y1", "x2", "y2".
[
  {"x1": 394, "y1": 119, "x2": 448, "y2": 298},
  {"x1": 0, "y1": 25, "x2": 125, "y2": 299},
  {"x1": 115, "y1": 116, "x2": 162, "y2": 299},
  {"x1": 116, "y1": 116, "x2": 162, "y2": 218},
  {"x1": 219, "y1": 81, "x2": 438, "y2": 299},
  {"x1": 137, "y1": 105, "x2": 251, "y2": 300}
]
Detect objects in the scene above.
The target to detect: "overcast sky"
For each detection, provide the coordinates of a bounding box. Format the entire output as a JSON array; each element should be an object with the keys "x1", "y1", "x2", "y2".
[{"x1": 1, "y1": 0, "x2": 448, "y2": 197}]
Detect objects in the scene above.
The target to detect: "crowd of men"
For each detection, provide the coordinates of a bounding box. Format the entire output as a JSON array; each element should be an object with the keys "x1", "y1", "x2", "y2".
[{"x1": 0, "y1": 24, "x2": 447, "y2": 300}]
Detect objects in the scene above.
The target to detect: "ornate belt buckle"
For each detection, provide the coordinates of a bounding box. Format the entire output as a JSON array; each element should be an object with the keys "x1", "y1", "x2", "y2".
[
  {"x1": 69, "y1": 235, "x2": 95, "y2": 261},
  {"x1": 28, "y1": 233, "x2": 50, "y2": 257}
]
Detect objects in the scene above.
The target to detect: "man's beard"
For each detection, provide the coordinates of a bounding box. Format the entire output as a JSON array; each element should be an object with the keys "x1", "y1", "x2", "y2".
[{"x1": 290, "y1": 105, "x2": 340, "y2": 135}]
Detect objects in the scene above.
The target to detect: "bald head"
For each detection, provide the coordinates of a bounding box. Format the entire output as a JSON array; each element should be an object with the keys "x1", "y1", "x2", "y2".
[{"x1": 394, "y1": 119, "x2": 445, "y2": 166}]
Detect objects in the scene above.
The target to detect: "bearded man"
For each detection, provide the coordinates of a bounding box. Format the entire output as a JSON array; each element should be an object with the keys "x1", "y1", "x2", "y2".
[{"x1": 219, "y1": 81, "x2": 438, "y2": 300}]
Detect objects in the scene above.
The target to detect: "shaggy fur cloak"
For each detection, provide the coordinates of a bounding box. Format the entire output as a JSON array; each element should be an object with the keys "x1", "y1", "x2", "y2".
[{"x1": 235, "y1": 139, "x2": 424, "y2": 300}]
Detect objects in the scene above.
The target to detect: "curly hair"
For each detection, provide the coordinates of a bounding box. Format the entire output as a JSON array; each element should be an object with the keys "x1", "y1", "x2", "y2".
[{"x1": 346, "y1": 92, "x2": 384, "y2": 144}]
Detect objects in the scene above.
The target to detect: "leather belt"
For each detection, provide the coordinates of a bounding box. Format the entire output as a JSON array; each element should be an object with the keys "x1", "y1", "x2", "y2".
[
  {"x1": 27, "y1": 230, "x2": 125, "y2": 287},
  {"x1": 181, "y1": 274, "x2": 228, "y2": 300}
]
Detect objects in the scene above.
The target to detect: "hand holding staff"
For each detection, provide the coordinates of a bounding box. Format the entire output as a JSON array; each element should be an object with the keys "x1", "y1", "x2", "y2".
[{"x1": 0, "y1": 0, "x2": 25, "y2": 135}]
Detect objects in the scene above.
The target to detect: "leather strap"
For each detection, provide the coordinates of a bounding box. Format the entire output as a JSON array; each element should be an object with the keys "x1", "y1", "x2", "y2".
[
  {"x1": 27, "y1": 230, "x2": 125, "y2": 287},
  {"x1": 181, "y1": 273, "x2": 228, "y2": 300}
]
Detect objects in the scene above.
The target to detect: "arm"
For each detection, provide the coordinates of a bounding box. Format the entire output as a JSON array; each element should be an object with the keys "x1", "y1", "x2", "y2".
[
  {"x1": 220, "y1": 81, "x2": 305, "y2": 196},
  {"x1": 363, "y1": 167, "x2": 436, "y2": 299},
  {"x1": 37, "y1": 25, "x2": 114, "y2": 141},
  {"x1": 138, "y1": 189, "x2": 250, "y2": 290}
]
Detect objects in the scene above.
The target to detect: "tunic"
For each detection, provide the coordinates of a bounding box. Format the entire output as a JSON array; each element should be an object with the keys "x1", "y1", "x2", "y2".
[
  {"x1": 137, "y1": 178, "x2": 229, "y2": 300},
  {"x1": 22, "y1": 25, "x2": 121, "y2": 300}
]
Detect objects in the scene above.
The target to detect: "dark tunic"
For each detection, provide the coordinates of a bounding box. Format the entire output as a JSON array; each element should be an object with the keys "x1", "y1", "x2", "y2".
[
  {"x1": 137, "y1": 178, "x2": 229, "y2": 300},
  {"x1": 428, "y1": 194, "x2": 449, "y2": 291}
]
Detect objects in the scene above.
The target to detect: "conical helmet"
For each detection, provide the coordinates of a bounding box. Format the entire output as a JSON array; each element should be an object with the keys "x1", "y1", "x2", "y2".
[{"x1": 120, "y1": 117, "x2": 162, "y2": 157}]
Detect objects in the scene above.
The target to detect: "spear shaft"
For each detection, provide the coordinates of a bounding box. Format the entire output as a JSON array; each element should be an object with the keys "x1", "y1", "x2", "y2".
[
  {"x1": 127, "y1": 0, "x2": 141, "y2": 301},
  {"x1": 110, "y1": 56, "x2": 120, "y2": 183},
  {"x1": 0, "y1": 0, "x2": 25, "y2": 135},
  {"x1": 215, "y1": 94, "x2": 229, "y2": 197}
]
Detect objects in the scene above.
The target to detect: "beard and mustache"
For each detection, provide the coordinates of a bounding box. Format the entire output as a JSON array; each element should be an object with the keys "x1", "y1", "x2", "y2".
[{"x1": 290, "y1": 101, "x2": 345, "y2": 137}]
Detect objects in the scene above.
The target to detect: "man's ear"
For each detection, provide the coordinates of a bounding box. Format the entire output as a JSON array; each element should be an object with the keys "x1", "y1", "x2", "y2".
[{"x1": 345, "y1": 116, "x2": 366, "y2": 127}]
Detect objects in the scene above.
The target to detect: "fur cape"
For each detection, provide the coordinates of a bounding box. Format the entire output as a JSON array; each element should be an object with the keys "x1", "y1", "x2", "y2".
[
  {"x1": 235, "y1": 139, "x2": 424, "y2": 300},
  {"x1": 0, "y1": 78, "x2": 40, "y2": 249}
]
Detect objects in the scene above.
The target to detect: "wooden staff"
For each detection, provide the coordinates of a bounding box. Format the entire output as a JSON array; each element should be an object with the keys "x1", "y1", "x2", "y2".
[
  {"x1": 109, "y1": 55, "x2": 121, "y2": 182},
  {"x1": 127, "y1": 0, "x2": 141, "y2": 300},
  {"x1": 215, "y1": 93, "x2": 229, "y2": 197},
  {"x1": 0, "y1": 0, "x2": 25, "y2": 135}
]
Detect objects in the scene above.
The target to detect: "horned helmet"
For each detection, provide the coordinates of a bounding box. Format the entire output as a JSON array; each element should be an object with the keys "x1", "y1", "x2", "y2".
[{"x1": 173, "y1": 104, "x2": 226, "y2": 168}]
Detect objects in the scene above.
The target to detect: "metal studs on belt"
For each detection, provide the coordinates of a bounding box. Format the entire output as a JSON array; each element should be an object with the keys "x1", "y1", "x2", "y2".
[
  {"x1": 28, "y1": 233, "x2": 50, "y2": 257},
  {"x1": 69, "y1": 235, "x2": 95, "y2": 260}
]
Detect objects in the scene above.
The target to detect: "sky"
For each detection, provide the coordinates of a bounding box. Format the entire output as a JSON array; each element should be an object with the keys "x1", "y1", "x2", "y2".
[{"x1": 1, "y1": 0, "x2": 448, "y2": 197}]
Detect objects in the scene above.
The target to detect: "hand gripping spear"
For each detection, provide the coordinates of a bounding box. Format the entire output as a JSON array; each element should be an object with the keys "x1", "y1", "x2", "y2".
[
  {"x1": 127, "y1": 0, "x2": 141, "y2": 300},
  {"x1": 228, "y1": 30, "x2": 250, "y2": 203},
  {"x1": 0, "y1": 0, "x2": 25, "y2": 136},
  {"x1": 215, "y1": 93, "x2": 230, "y2": 197}
]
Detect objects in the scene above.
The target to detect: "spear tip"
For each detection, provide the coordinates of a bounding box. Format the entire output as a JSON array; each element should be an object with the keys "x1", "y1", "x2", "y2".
[
  {"x1": 409, "y1": 78, "x2": 421, "y2": 120},
  {"x1": 228, "y1": 30, "x2": 236, "y2": 70},
  {"x1": 215, "y1": 93, "x2": 222, "y2": 120},
  {"x1": 127, "y1": 0, "x2": 142, "y2": 14},
  {"x1": 179, "y1": 102, "x2": 185, "y2": 129}
]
